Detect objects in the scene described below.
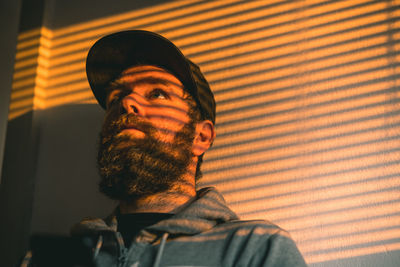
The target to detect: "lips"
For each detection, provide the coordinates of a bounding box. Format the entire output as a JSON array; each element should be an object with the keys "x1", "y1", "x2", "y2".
[
  {"x1": 119, "y1": 123, "x2": 144, "y2": 135},
  {"x1": 121, "y1": 124, "x2": 141, "y2": 132},
  {"x1": 118, "y1": 117, "x2": 145, "y2": 133},
  {"x1": 107, "y1": 113, "x2": 154, "y2": 138},
  {"x1": 117, "y1": 119, "x2": 153, "y2": 138}
]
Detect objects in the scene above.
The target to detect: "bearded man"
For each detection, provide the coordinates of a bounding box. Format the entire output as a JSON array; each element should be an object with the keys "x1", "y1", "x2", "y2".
[{"x1": 24, "y1": 30, "x2": 307, "y2": 267}]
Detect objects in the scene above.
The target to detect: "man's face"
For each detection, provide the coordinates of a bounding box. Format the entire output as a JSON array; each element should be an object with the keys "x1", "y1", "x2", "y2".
[{"x1": 97, "y1": 65, "x2": 197, "y2": 201}]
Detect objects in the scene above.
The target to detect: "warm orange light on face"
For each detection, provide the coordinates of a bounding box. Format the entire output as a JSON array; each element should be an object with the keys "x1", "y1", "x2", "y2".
[
  {"x1": 105, "y1": 65, "x2": 191, "y2": 143},
  {"x1": 9, "y1": 0, "x2": 400, "y2": 264}
]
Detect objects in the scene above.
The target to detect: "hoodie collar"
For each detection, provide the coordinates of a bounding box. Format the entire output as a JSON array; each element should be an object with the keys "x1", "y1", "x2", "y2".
[
  {"x1": 71, "y1": 187, "x2": 238, "y2": 238},
  {"x1": 145, "y1": 187, "x2": 238, "y2": 235}
]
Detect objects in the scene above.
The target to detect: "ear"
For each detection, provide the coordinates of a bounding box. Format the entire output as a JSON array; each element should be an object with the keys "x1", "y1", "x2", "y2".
[{"x1": 192, "y1": 120, "x2": 216, "y2": 156}]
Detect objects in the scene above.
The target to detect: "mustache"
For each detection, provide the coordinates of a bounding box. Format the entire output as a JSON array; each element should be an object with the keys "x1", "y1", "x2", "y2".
[{"x1": 103, "y1": 113, "x2": 155, "y2": 139}]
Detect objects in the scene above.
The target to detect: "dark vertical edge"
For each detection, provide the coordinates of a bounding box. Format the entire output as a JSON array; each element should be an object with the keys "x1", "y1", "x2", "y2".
[{"x1": 0, "y1": 0, "x2": 45, "y2": 266}]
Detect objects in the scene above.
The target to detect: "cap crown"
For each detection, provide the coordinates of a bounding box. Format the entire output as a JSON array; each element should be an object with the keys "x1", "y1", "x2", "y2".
[{"x1": 86, "y1": 30, "x2": 216, "y2": 123}]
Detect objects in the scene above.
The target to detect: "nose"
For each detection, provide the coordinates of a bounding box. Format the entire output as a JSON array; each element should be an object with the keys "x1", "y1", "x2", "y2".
[{"x1": 121, "y1": 93, "x2": 145, "y2": 116}]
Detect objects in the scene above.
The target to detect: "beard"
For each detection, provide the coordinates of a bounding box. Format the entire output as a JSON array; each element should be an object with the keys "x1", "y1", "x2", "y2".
[{"x1": 97, "y1": 111, "x2": 195, "y2": 202}]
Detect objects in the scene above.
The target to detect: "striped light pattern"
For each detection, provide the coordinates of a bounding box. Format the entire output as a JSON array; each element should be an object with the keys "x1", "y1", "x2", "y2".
[{"x1": 9, "y1": 0, "x2": 400, "y2": 264}]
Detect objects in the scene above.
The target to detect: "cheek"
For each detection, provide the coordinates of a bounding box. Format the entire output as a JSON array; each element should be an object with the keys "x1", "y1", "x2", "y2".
[
  {"x1": 150, "y1": 118, "x2": 185, "y2": 143},
  {"x1": 103, "y1": 108, "x2": 120, "y2": 130},
  {"x1": 146, "y1": 107, "x2": 190, "y2": 136},
  {"x1": 105, "y1": 104, "x2": 122, "y2": 120}
]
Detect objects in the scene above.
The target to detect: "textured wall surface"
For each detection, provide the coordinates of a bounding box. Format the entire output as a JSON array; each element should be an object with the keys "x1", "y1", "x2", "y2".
[{"x1": 3, "y1": 1, "x2": 400, "y2": 266}]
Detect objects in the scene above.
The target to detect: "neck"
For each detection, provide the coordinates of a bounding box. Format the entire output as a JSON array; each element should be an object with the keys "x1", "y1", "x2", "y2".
[
  {"x1": 119, "y1": 162, "x2": 197, "y2": 214},
  {"x1": 119, "y1": 188, "x2": 195, "y2": 214}
]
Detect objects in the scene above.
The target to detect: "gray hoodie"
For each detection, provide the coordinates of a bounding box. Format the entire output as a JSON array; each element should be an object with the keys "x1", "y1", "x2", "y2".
[{"x1": 70, "y1": 187, "x2": 307, "y2": 267}]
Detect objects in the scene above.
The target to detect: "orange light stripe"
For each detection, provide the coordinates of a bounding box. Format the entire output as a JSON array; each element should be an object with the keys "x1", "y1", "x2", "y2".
[
  {"x1": 205, "y1": 51, "x2": 304, "y2": 83},
  {"x1": 301, "y1": 227, "x2": 400, "y2": 253},
  {"x1": 8, "y1": 107, "x2": 33, "y2": 121},
  {"x1": 209, "y1": 125, "x2": 297, "y2": 156},
  {"x1": 214, "y1": 54, "x2": 389, "y2": 110},
  {"x1": 209, "y1": 54, "x2": 392, "y2": 93},
  {"x1": 36, "y1": 80, "x2": 89, "y2": 101},
  {"x1": 214, "y1": 110, "x2": 400, "y2": 154},
  {"x1": 11, "y1": 76, "x2": 37, "y2": 90},
  {"x1": 14, "y1": 57, "x2": 41, "y2": 70},
  {"x1": 206, "y1": 129, "x2": 400, "y2": 173},
  {"x1": 37, "y1": 44, "x2": 51, "y2": 59},
  {"x1": 179, "y1": 9, "x2": 303, "y2": 56},
  {"x1": 51, "y1": 1, "x2": 274, "y2": 56},
  {"x1": 216, "y1": 90, "x2": 298, "y2": 117},
  {"x1": 305, "y1": 36, "x2": 389, "y2": 66},
  {"x1": 245, "y1": 199, "x2": 400, "y2": 231},
  {"x1": 8, "y1": 97, "x2": 34, "y2": 110},
  {"x1": 303, "y1": 100, "x2": 395, "y2": 130},
  {"x1": 12, "y1": 66, "x2": 39, "y2": 81},
  {"x1": 50, "y1": 0, "x2": 236, "y2": 46},
  {"x1": 303, "y1": 0, "x2": 375, "y2": 16},
  {"x1": 17, "y1": 28, "x2": 41, "y2": 41},
  {"x1": 156, "y1": 1, "x2": 287, "y2": 41},
  {"x1": 187, "y1": 25, "x2": 303, "y2": 66},
  {"x1": 50, "y1": 1, "x2": 199, "y2": 38},
  {"x1": 230, "y1": 179, "x2": 400, "y2": 217},
  {"x1": 216, "y1": 80, "x2": 394, "y2": 127},
  {"x1": 294, "y1": 151, "x2": 399, "y2": 180},
  {"x1": 193, "y1": 2, "x2": 388, "y2": 59},
  {"x1": 304, "y1": 1, "x2": 386, "y2": 28},
  {"x1": 37, "y1": 56, "x2": 50, "y2": 69},
  {"x1": 302, "y1": 89, "x2": 390, "y2": 117},
  {"x1": 307, "y1": 242, "x2": 400, "y2": 263},
  {"x1": 46, "y1": 62, "x2": 84, "y2": 78},
  {"x1": 295, "y1": 215, "x2": 400, "y2": 242},
  {"x1": 15, "y1": 47, "x2": 40, "y2": 61},
  {"x1": 204, "y1": 145, "x2": 400, "y2": 183},
  {"x1": 305, "y1": 52, "x2": 391, "y2": 84},
  {"x1": 305, "y1": 57, "x2": 392, "y2": 88},
  {"x1": 10, "y1": 85, "x2": 36, "y2": 101},
  {"x1": 175, "y1": 2, "x2": 301, "y2": 48},
  {"x1": 16, "y1": 36, "x2": 41, "y2": 51},
  {"x1": 212, "y1": 114, "x2": 400, "y2": 160},
  {"x1": 304, "y1": 17, "x2": 388, "y2": 51},
  {"x1": 34, "y1": 94, "x2": 46, "y2": 109},
  {"x1": 215, "y1": 109, "x2": 301, "y2": 143},
  {"x1": 46, "y1": 39, "x2": 93, "y2": 58},
  {"x1": 300, "y1": 124, "x2": 400, "y2": 155},
  {"x1": 211, "y1": 163, "x2": 400, "y2": 207},
  {"x1": 45, "y1": 51, "x2": 87, "y2": 68},
  {"x1": 42, "y1": 90, "x2": 95, "y2": 109},
  {"x1": 209, "y1": 45, "x2": 390, "y2": 101},
  {"x1": 215, "y1": 74, "x2": 300, "y2": 103},
  {"x1": 189, "y1": 11, "x2": 388, "y2": 64},
  {"x1": 203, "y1": 35, "x2": 387, "y2": 81},
  {"x1": 46, "y1": 70, "x2": 85, "y2": 88}
]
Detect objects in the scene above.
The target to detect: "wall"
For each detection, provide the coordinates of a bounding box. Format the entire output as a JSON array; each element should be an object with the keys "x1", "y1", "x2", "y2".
[
  {"x1": 1, "y1": 0, "x2": 399, "y2": 266},
  {"x1": 0, "y1": 0, "x2": 38, "y2": 266},
  {"x1": 0, "y1": 0, "x2": 21, "y2": 180}
]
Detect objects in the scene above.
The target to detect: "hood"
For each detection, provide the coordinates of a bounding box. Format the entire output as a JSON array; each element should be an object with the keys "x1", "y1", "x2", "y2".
[{"x1": 70, "y1": 187, "x2": 238, "y2": 238}]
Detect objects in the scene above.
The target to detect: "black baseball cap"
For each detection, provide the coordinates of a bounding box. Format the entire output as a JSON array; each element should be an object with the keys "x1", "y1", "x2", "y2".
[{"x1": 86, "y1": 30, "x2": 216, "y2": 123}]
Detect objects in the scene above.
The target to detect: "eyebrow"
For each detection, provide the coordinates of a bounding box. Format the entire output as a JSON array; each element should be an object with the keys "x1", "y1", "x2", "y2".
[
  {"x1": 131, "y1": 77, "x2": 184, "y2": 89},
  {"x1": 108, "y1": 77, "x2": 185, "y2": 95}
]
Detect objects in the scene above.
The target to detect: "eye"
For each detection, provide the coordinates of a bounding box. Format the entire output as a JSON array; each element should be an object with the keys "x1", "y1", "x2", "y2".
[
  {"x1": 106, "y1": 89, "x2": 128, "y2": 108},
  {"x1": 148, "y1": 88, "x2": 169, "y2": 100},
  {"x1": 106, "y1": 92, "x2": 119, "y2": 108}
]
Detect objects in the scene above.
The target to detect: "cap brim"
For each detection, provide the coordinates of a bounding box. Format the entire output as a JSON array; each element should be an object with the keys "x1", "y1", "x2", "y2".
[{"x1": 86, "y1": 30, "x2": 196, "y2": 109}]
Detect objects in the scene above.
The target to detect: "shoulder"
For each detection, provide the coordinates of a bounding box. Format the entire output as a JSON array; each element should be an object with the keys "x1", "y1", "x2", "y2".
[
  {"x1": 215, "y1": 219, "x2": 307, "y2": 266},
  {"x1": 199, "y1": 219, "x2": 295, "y2": 250},
  {"x1": 216, "y1": 219, "x2": 289, "y2": 237},
  {"x1": 70, "y1": 216, "x2": 116, "y2": 236}
]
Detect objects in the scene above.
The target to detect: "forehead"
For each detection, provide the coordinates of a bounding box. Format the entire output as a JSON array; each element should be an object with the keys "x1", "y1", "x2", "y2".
[{"x1": 117, "y1": 65, "x2": 185, "y2": 94}]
